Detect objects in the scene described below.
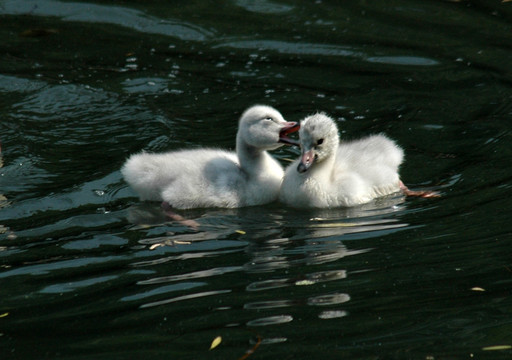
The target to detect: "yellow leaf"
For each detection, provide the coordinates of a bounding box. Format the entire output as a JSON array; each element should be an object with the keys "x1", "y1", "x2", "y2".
[
  {"x1": 0, "y1": 312, "x2": 9, "y2": 318},
  {"x1": 173, "y1": 240, "x2": 191, "y2": 245},
  {"x1": 471, "y1": 287, "x2": 485, "y2": 292},
  {"x1": 209, "y1": 336, "x2": 222, "y2": 350},
  {"x1": 149, "y1": 243, "x2": 164, "y2": 250},
  {"x1": 482, "y1": 345, "x2": 512, "y2": 351},
  {"x1": 235, "y1": 230, "x2": 246, "y2": 235}
]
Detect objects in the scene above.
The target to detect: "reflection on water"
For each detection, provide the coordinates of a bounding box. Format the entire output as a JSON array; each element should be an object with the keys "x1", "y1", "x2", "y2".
[
  {"x1": 2, "y1": 0, "x2": 512, "y2": 358},
  {"x1": 118, "y1": 199, "x2": 406, "y2": 348},
  {"x1": 246, "y1": 315, "x2": 293, "y2": 327}
]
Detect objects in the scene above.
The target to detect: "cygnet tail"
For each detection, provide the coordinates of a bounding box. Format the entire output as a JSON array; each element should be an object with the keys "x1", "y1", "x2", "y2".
[{"x1": 121, "y1": 152, "x2": 174, "y2": 201}]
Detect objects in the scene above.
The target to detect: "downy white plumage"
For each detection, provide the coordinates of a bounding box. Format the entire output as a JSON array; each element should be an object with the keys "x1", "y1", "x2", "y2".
[
  {"x1": 122, "y1": 105, "x2": 299, "y2": 209},
  {"x1": 280, "y1": 113, "x2": 404, "y2": 208}
]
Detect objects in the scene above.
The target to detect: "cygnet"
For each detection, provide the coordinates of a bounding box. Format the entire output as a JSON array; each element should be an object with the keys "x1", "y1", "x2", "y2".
[{"x1": 122, "y1": 105, "x2": 299, "y2": 209}]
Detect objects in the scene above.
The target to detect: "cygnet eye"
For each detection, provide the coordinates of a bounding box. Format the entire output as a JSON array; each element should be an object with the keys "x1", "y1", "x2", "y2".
[
  {"x1": 263, "y1": 116, "x2": 274, "y2": 122},
  {"x1": 317, "y1": 138, "x2": 324, "y2": 145}
]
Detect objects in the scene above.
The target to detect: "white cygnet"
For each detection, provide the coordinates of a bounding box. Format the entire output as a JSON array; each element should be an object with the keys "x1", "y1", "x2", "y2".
[
  {"x1": 280, "y1": 113, "x2": 404, "y2": 208},
  {"x1": 122, "y1": 105, "x2": 299, "y2": 209}
]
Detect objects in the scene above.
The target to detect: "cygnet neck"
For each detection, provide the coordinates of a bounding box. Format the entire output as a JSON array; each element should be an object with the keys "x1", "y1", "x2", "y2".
[{"x1": 236, "y1": 136, "x2": 270, "y2": 176}]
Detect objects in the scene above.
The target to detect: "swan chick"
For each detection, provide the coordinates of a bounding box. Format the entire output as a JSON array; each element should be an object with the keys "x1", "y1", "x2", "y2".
[
  {"x1": 122, "y1": 105, "x2": 299, "y2": 209},
  {"x1": 280, "y1": 113, "x2": 404, "y2": 208}
]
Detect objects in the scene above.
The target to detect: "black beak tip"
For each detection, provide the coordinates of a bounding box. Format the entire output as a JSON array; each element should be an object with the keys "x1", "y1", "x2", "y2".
[{"x1": 297, "y1": 163, "x2": 308, "y2": 173}]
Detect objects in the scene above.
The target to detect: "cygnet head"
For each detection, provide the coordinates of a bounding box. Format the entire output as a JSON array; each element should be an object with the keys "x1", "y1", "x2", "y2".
[
  {"x1": 297, "y1": 113, "x2": 339, "y2": 173},
  {"x1": 237, "y1": 105, "x2": 299, "y2": 151}
]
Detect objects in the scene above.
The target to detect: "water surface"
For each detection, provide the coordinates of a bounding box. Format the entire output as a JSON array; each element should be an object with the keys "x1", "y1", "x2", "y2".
[{"x1": 2, "y1": 0, "x2": 512, "y2": 359}]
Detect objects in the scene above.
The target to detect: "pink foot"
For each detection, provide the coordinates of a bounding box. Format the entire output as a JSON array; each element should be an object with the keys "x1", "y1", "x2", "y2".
[
  {"x1": 399, "y1": 181, "x2": 440, "y2": 198},
  {"x1": 161, "y1": 202, "x2": 200, "y2": 230}
]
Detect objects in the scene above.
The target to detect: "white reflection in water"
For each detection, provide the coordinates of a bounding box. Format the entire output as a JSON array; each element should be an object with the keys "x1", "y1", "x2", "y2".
[
  {"x1": 137, "y1": 266, "x2": 243, "y2": 285},
  {"x1": 40, "y1": 275, "x2": 118, "y2": 294},
  {"x1": 307, "y1": 293, "x2": 350, "y2": 306},
  {"x1": 121, "y1": 282, "x2": 205, "y2": 302},
  {"x1": 126, "y1": 195, "x2": 408, "y2": 324},
  {"x1": 260, "y1": 337, "x2": 288, "y2": 344},
  {"x1": 246, "y1": 315, "x2": 293, "y2": 327},
  {"x1": 140, "y1": 289, "x2": 231, "y2": 309},
  {"x1": 246, "y1": 270, "x2": 347, "y2": 292},
  {"x1": 244, "y1": 299, "x2": 296, "y2": 310},
  {"x1": 318, "y1": 310, "x2": 348, "y2": 320}
]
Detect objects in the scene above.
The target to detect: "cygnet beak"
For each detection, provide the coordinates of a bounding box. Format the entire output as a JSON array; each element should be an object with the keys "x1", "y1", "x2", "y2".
[
  {"x1": 297, "y1": 148, "x2": 315, "y2": 173},
  {"x1": 278, "y1": 122, "x2": 300, "y2": 146}
]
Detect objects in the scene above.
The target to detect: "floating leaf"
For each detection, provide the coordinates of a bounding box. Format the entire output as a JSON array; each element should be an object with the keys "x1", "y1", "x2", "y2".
[
  {"x1": 173, "y1": 240, "x2": 191, "y2": 245},
  {"x1": 0, "y1": 312, "x2": 9, "y2": 318},
  {"x1": 482, "y1": 345, "x2": 512, "y2": 351},
  {"x1": 471, "y1": 287, "x2": 485, "y2": 292},
  {"x1": 235, "y1": 230, "x2": 246, "y2": 235},
  {"x1": 149, "y1": 243, "x2": 165, "y2": 250},
  {"x1": 209, "y1": 336, "x2": 222, "y2": 350}
]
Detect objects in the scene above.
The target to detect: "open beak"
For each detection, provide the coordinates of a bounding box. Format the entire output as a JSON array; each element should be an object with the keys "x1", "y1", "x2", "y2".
[
  {"x1": 278, "y1": 121, "x2": 300, "y2": 146},
  {"x1": 297, "y1": 148, "x2": 315, "y2": 173}
]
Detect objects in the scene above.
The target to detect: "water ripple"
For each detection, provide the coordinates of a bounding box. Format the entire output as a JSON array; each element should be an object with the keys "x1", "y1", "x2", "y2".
[
  {"x1": 140, "y1": 289, "x2": 231, "y2": 309},
  {"x1": 366, "y1": 56, "x2": 439, "y2": 66},
  {"x1": 246, "y1": 269, "x2": 347, "y2": 292},
  {"x1": 137, "y1": 266, "x2": 243, "y2": 285},
  {"x1": 246, "y1": 278, "x2": 290, "y2": 292},
  {"x1": 213, "y1": 40, "x2": 439, "y2": 66},
  {"x1": 0, "y1": 74, "x2": 46, "y2": 93},
  {"x1": 235, "y1": 0, "x2": 294, "y2": 14},
  {"x1": 40, "y1": 275, "x2": 118, "y2": 294},
  {"x1": 1, "y1": 0, "x2": 215, "y2": 41},
  {"x1": 244, "y1": 299, "x2": 296, "y2": 310},
  {"x1": 2, "y1": 1, "x2": 510, "y2": 358},
  {"x1": 246, "y1": 315, "x2": 293, "y2": 327},
  {"x1": 307, "y1": 293, "x2": 351, "y2": 306},
  {"x1": 121, "y1": 282, "x2": 205, "y2": 302},
  {"x1": 130, "y1": 249, "x2": 241, "y2": 267},
  {"x1": 0, "y1": 256, "x2": 126, "y2": 278},
  {"x1": 318, "y1": 310, "x2": 348, "y2": 320},
  {"x1": 213, "y1": 40, "x2": 359, "y2": 57}
]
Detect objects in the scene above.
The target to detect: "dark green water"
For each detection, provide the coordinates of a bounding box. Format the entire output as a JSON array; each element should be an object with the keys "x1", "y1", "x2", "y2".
[{"x1": 2, "y1": 0, "x2": 512, "y2": 359}]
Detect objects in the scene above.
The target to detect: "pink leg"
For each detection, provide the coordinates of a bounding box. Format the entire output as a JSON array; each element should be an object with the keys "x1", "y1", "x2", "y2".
[
  {"x1": 161, "y1": 201, "x2": 200, "y2": 230},
  {"x1": 399, "y1": 180, "x2": 440, "y2": 198}
]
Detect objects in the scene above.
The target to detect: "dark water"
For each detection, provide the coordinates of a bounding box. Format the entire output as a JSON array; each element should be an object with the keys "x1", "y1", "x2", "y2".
[{"x1": 2, "y1": 0, "x2": 512, "y2": 359}]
